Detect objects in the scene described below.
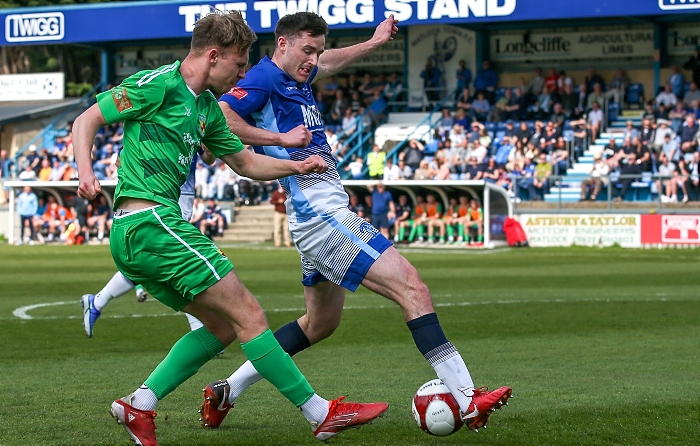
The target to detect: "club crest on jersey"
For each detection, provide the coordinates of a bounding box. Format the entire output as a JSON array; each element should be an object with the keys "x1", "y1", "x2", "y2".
[
  {"x1": 198, "y1": 114, "x2": 206, "y2": 137},
  {"x1": 228, "y1": 87, "x2": 247, "y2": 100},
  {"x1": 111, "y1": 87, "x2": 133, "y2": 113}
]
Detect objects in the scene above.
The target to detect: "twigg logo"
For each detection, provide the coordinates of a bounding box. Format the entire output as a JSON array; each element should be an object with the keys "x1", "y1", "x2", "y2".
[
  {"x1": 659, "y1": 0, "x2": 700, "y2": 11},
  {"x1": 5, "y1": 12, "x2": 64, "y2": 43}
]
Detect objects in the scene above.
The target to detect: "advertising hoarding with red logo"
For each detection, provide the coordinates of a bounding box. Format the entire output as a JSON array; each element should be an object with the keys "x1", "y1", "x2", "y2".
[{"x1": 640, "y1": 214, "x2": 700, "y2": 245}]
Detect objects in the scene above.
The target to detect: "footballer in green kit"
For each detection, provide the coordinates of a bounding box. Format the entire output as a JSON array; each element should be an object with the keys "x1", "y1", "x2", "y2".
[{"x1": 72, "y1": 10, "x2": 388, "y2": 446}]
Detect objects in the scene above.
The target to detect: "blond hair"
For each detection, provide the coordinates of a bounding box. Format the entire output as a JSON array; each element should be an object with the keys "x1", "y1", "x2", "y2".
[{"x1": 191, "y1": 10, "x2": 257, "y2": 55}]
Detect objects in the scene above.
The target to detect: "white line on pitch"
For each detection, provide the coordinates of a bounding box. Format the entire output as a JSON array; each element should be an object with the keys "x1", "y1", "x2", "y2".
[{"x1": 6, "y1": 295, "x2": 699, "y2": 321}]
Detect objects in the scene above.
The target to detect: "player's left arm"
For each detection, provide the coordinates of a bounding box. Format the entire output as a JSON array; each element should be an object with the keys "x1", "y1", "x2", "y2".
[
  {"x1": 73, "y1": 104, "x2": 107, "y2": 200},
  {"x1": 314, "y1": 15, "x2": 398, "y2": 83}
]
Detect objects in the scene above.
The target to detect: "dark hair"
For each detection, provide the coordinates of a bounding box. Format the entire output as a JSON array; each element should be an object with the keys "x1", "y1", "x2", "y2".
[
  {"x1": 275, "y1": 12, "x2": 329, "y2": 42},
  {"x1": 191, "y1": 10, "x2": 257, "y2": 55}
]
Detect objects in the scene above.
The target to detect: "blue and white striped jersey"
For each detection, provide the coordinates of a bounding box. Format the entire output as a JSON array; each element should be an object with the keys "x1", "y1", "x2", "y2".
[{"x1": 219, "y1": 56, "x2": 347, "y2": 223}]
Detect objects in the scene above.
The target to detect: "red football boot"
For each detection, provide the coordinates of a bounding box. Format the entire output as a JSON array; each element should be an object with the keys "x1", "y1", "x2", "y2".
[
  {"x1": 110, "y1": 396, "x2": 158, "y2": 446},
  {"x1": 461, "y1": 386, "x2": 512, "y2": 432},
  {"x1": 313, "y1": 396, "x2": 389, "y2": 441},
  {"x1": 199, "y1": 380, "x2": 233, "y2": 429}
]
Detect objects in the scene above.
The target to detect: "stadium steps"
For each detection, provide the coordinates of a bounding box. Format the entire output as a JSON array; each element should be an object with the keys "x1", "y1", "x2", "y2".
[
  {"x1": 543, "y1": 110, "x2": 643, "y2": 203},
  {"x1": 220, "y1": 203, "x2": 274, "y2": 242}
]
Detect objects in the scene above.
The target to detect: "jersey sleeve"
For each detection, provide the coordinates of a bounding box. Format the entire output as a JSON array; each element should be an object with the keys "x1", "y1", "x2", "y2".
[
  {"x1": 96, "y1": 74, "x2": 164, "y2": 125},
  {"x1": 219, "y1": 73, "x2": 272, "y2": 119},
  {"x1": 308, "y1": 66, "x2": 319, "y2": 84},
  {"x1": 202, "y1": 96, "x2": 246, "y2": 158}
]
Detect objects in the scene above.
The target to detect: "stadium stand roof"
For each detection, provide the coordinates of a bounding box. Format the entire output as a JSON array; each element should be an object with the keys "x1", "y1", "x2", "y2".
[{"x1": 0, "y1": 99, "x2": 82, "y2": 125}]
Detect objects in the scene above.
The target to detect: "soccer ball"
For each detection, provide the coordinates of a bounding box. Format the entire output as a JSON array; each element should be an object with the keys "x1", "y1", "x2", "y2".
[{"x1": 411, "y1": 379, "x2": 463, "y2": 436}]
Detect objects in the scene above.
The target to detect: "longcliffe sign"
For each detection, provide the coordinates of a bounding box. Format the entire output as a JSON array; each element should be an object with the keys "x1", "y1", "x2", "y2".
[{"x1": 0, "y1": 0, "x2": 695, "y2": 46}]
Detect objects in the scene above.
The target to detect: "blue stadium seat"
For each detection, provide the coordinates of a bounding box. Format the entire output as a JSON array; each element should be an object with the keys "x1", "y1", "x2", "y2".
[{"x1": 626, "y1": 83, "x2": 644, "y2": 109}]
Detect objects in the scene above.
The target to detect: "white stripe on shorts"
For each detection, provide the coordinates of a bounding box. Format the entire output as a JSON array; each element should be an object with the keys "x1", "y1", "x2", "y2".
[{"x1": 150, "y1": 208, "x2": 221, "y2": 280}]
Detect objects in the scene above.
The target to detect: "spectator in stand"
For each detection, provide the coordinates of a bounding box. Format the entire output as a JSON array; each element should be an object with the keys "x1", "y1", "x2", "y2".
[
  {"x1": 471, "y1": 91, "x2": 490, "y2": 123},
  {"x1": 453, "y1": 107, "x2": 469, "y2": 128},
  {"x1": 541, "y1": 121, "x2": 560, "y2": 153},
  {"x1": 48, "y1": 159, "x2": 65, "y2": 181},
  {"x1": 587, "y1": 101, "x2": 604, "y2": 142},
  {"x1": 661, "y1": 132, "x2": 680, "y2": 163},
  {"x1": 525, "y1": 67, "x2": 545, "y2": 104},
  {"x1": 576, "y1": 84, "x2": 588, "y2": 111},
  {"x1": 208, "y1": 161, "x2": 238, "y2": 201},
  {"x1": 482, "y1": 157, "x2": 499, "y2": 183},
  {"x1": 366, "y1": 144, "x2": 386, "y2": 180},
  {"x1": 455, "y1": 87, "x2": 472, "y2": 113},
  {"x1": 670, "y1": 102, "x2": 688, "y2": 134},
  {"x1": 494, "y1": 136, "x2": 515, "y2": 167},
  {"x1": 632, "y1": 136, "x2": 652, "y2": 172},
  {"x1": 194, "y1": 162, "x2": 210, "y2": 199},
  {"x1": 533, "y1": 152, "x2": 552, "y2": 198},
  {"x1": 580, "y1": 153, "x2": 610, "y2": 201},
  {"x1": 413, "y1": 159, "x2": 432, "y2": 180},
  {"x1": 320, "y1": 74, "x2": 339, "y2": 105},
  {"x1": 655, "y1": 83, "x2": 678, "y2": 109},
  {"x1": 368, "y1": 182, "x2": 395, "y2": 239},
  {"x1": 559, "y1": 83, "x2": 578, "y2": 116},
  {"x1": 688, "y1": 152, "x2": 700, "y2": 200},
  {"x1": 639, "y1": 118, "x2": 656, "y2": 147},
  {"x1": 434, "y1": 156, "x2": 451, "y2": 180},
  {"x1": 518, "y1": 157, "x2": 539, "y2": 200},
  {"x1": 676, "y1": 158, "x2": 692, "y2": 202},
  {"x1": 571, "y1": 117, "x2": 587, "y2": 162},
  {"x1": 345, "y1": 156, "x2": 364, "y2": 180},
  {"x1": 16, "y1": 186, "x2": 38, "y2": 245},
  {"x1": 585, "y1": 67, "x2": 605, "y2": 92},
  {"x1": 622, "y1": 120, "x2": 639, "y2": 141},
  {"x1": 348, "y1": 90, "x2": 363, "y2": 113},
  {"x1": 403, "y1": 139, "x2": 424, "y2": 171},
  {"x1": 550, "y1": 103, "x2": 567, "y2": 128},
  {"x1": 473, "y1": 60, "x2": 498, "y2": 103},
  {"x1": 607, "y1": 69, "x2": 630, "y2": 105},
  {"x1": 657, "y1": 102, "x2": 671, "y2": 121},
  {"x1": 18, "y1": 164, "x2": 38, "y2": 181},
  {"x1": 200, "y1": 198, "x2": 225, "y2": 238},
  {"x1": 653, "y1": 119, "x2": 676, "y2": 152},
  {"x1": 557, "y1": 70, "x2": 573, "y2": 92},
  {"x1": 684, "y1": 82, "x2": 700, "y2": 106},
  {"x1": 396, "y1": 158, "x2": 412, "y2": 179},
  {"x1": 642, "y1": 100, "x2": 657, "y2": 123},
  {"x1": 270, "y1": 182, "x2": 291, "y2": 248},
  {"x1": 189, "y1": 197, "x2": 206, "y2": 231},
  {"x1": 492, "y1": 88, "x2": 520, "y2": 122},
  {"x1": 613, "y1": 152, "x2": 643, "y2": 201},
  {"x1": 550, "y1": 137, "x2": 569, "y2": 175},
  {"x1": 679, "y1": 114, "x2": 699, "y2": 161},
  {"x1": 328, "y1": 90, "x2": 349, "y2": 129},
  {"x1": 357, "y1": 73, "x2": 375, "y2": 105},
  {"x1": 37, "y1": 159, "x2": 52, "y2": 181},
  {"x1": 392, "y1": 194, "x2": 412, "y2": 243},
  {"x1": 383, "y1": 157, "x2": 400, "y2": 181},
  {"x1": 657, "y1": 154, "x2": 680, "y2": 203},
  {"x1": 367, "y1": 90, "x2": 387, "y2": 127},
  {"x1": 384, "y1": 72, "x2": 404, "y2": 111},
  {"x1": 517, "y1": 121, "x2": 532, "y2": 146},
  {"x1": 587, "y1": 83, "x2": 605, "y2": 111},
  {"x1": 544, "y1": 67, "x2": 559, "y2": 97},
  {"x1": 669, "y1": 65, "x2": 685, "y2": 99},
  {"x1": 456, "y1": 60, "x2": 472, "y2": 97},
  {"x1": 438, "y1": 108, "x2": 455, "y2": 137},
  {"x1": 603, "y1": 138, "x2": 620, "y2": 161},
  {"x1": 421, "y1": 59, "x2": 441, "y2": 104}
]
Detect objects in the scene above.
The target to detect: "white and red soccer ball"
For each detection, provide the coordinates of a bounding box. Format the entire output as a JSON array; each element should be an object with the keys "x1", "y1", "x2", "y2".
[{"x1": 411, "y1": 379, "x2": 463, "y2": 436}]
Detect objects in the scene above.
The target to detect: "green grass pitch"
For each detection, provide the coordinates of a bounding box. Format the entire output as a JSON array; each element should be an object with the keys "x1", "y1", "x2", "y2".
[{"x1": 0, "y1": 244, "x2": 698, "y2": 445}]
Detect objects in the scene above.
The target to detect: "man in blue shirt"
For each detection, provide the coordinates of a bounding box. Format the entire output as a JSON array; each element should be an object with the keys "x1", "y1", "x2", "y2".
[
  {"x1": 212, "y1": 11, "x2": 511, "y2": 434},
  {"x1": 369, "y1": 182, "x2": 395, "y2": 239},
  {"x1": 16, "y1": 186, "x2": 38, "y2": 245}
]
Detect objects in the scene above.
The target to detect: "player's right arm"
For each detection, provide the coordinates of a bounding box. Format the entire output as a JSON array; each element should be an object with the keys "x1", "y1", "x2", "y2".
[
  {"x1": 219, "y1": 102, "x2": 311, "y2": 148},
  {"x1": 73, "y1": 103, "x2": 107, "y2": 200},
  {"x1": 219, "y1": 149, "x2": 327, "y2": 181}
]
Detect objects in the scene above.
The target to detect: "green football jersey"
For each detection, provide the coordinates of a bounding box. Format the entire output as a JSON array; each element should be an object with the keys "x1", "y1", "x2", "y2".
[{"x1": 96, "y1": 61, "x2": 244, "y2": 210}]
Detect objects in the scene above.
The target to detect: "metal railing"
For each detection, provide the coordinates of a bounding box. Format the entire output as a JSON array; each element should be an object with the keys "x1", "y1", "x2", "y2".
[{"x1": 510, "y1": 172, "x2": 698, "y2": 212}]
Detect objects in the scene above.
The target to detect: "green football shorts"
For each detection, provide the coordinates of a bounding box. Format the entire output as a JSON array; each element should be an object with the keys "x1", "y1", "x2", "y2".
[{"x1": 110, "y1": 205, "x2": 234, "y2": 311}]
